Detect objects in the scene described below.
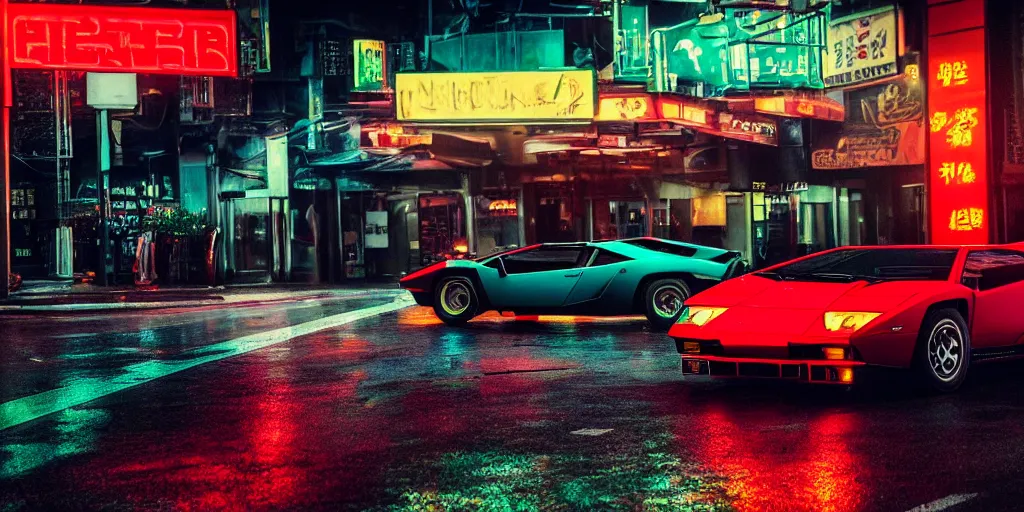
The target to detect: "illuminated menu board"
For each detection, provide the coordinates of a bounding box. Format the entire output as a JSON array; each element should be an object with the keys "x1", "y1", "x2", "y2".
[{"x1": 927, "y1": 0, "x2": 987, "y2": 244}]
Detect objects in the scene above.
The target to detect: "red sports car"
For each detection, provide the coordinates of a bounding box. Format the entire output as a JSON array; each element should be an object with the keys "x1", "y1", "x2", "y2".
[{"x1": 670, "y1": 244, "x2": 1024, "y2": 392}]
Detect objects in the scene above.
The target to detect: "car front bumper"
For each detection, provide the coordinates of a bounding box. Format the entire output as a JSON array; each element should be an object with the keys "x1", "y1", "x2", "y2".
[{"x1": 680, "y1": 355, "x2": 866, "y2": 384}]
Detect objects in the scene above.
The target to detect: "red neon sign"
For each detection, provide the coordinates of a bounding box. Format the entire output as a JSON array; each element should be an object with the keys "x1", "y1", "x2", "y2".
[
  {"x1": 926, "y1": 0, "x2": 987, "y2": 244},
  {"x1": 6, "y1": 4, "x2": 238, "y2": 77}
]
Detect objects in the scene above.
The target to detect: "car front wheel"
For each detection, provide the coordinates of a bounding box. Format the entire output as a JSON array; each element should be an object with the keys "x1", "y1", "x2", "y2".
[
  {"x1": 914, "y1": 307, "x2": 971, "y2": 393},
  {"x1": 644, "y1": 278, "x2": 691, "y2": 330},
  {"x1": 433, "y1": 276, "x2": 479, "y2": 326}
]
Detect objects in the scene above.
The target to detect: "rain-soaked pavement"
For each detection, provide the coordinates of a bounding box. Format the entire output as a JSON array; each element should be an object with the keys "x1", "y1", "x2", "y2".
[{"x1": 3, "y1": 292, "x2": 1024, "y2": 511}]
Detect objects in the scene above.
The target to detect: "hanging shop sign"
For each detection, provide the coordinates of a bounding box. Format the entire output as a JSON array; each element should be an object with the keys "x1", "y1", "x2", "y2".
[
  {"x1": 753, "y1": 93, "x2": 845, "y2": 122},
  {"x1": 927, "y1": 0, "x2": 987, "y2": 244},
  {"x1": 365, "y1": 211, "x2": 389, "y2": 249},
  {"x1": 353, "y1": 39, "x2": 387, "y2": 91},
  {"x1": 6, "y1": 3, "x2": 238, "y2": 76},
  {"x1": 651, "y1": 7, "x2": 828, "y2": 96},
  {"x1": 823, "y1": 6, "x2": 899, "y2": 88},
  {"x1": 395, "y1": 70, "x2": 597, "y2": 124},
  {"x1": 657, "y1": 96, "x2": 779, "y2": 146},
  {"x1": 595, "y1": 94, "x2": 656, "y2": 121},
  {"x1": 717, "y1": 112, "x2": 778, "y2": 146},
  {"x1": 812, "y1": 58, "x2": 924, "y2": 169}
]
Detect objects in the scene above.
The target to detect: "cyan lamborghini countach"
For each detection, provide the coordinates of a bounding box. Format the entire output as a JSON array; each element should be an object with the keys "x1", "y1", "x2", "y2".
[{"x1": 399, "y1": 237, "x2": 747, "y2": 330}]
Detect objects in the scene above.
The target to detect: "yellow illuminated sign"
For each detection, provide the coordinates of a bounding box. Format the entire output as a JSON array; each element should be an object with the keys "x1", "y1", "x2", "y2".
[
  {"x1": 595, "y1": 95, "x2": 653, "y2": 121},
  {"x1": 395, "y1": 70, "x2": 596, "y2": 123}
]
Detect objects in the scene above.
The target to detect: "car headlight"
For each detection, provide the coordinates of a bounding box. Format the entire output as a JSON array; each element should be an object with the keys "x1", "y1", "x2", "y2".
[
  {"x1": 678, "y1": 307, "x2": 728, "y2": 326},
  {"x1": 823, "y1": 312, "x2": 880, "y2": 333}
]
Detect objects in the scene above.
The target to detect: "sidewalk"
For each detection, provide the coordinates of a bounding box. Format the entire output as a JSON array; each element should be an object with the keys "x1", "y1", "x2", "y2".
[{"x1": 1, "y1": 279, "x2": 404, "y2": 313}]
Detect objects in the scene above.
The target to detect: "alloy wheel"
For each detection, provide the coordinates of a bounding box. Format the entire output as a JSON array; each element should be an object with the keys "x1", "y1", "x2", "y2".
[
  {"x1": 440, "y1": 280, "x2": 472, "y2": 316},
  {"x1": 653, "y1": 285, "x2": 685, "y2": 319},
  {"x1": 927, "y1": 318, "x2": 964, "y2": 382}
]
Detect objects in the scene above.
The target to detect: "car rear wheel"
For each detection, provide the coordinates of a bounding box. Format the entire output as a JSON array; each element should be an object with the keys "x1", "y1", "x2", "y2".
[
  {"x1": 914, "y1": 308, "x2": 970, "y2": 393},
  {"x1": 433, "y1": 276, "x2": 479, "y2": 326},
  {"x1": 644, "y1": 278, "x2": 691, "y2": 330}
]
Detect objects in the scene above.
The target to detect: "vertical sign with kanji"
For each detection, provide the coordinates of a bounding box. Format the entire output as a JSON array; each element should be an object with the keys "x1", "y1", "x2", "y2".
[{"x1": 927, "y1": 0, "x2": 988, "y2": 244}]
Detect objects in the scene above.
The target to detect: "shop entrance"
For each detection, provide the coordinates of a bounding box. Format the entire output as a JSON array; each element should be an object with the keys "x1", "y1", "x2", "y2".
[
  {"x1": 752, "y1": 193, "x2": 796, "y2": 269},
  {"x1": 418, "y1": 193, "x2": 467, "y2": 265},
  {"x1": 593, "y1": 200, "x2": 647, "y2": 240}
]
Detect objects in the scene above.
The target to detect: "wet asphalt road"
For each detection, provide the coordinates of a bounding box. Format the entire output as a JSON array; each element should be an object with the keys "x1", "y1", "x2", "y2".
[{"x1": 3, "y1": 294, "x2": 1024, "y2": 511}]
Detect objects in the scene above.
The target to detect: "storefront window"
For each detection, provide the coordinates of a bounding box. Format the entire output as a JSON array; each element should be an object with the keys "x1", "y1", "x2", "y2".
[
  {"x1": 232, "y1": 198, "x2": 269, "y2": 272},
  {"x1": 419, "y1": 193, "x2": 466, "y2": 265},
  {"x1": 594, "y1": 200, "x2": 647, "y2": 240},
  {"x1": 475, "y1": 194, "x2": 521, "y2": 257}
]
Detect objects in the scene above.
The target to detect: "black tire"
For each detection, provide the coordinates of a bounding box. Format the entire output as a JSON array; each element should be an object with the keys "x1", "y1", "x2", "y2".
[
  {"x1": 432, "y1": 276, "x2": 480, "y2": 326},
  {"x1": 913, "y1": 307, "x2": 971, "y2": 393},
  {"x1": 643, "y1": 278, "x2": 691, "y2": 330}
]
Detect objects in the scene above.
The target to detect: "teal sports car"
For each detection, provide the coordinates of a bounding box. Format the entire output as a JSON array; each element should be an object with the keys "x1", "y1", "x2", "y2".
[{"x1": 399, "y1": 237, "x2": 747, "y2": 330}]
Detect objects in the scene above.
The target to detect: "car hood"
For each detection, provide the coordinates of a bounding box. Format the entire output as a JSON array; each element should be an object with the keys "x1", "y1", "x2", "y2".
[
  {"x1": 689, "y1": 274, "x2": 922, "y2": 309},
  {"x1": 683, "y1": 275, "x2": 926, "y2": 336}
]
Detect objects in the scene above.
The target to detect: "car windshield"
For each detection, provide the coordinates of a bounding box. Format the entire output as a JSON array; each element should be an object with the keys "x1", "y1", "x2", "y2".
[{"x1": 759, "y1": 248, "x2": 959, "y2": 282}]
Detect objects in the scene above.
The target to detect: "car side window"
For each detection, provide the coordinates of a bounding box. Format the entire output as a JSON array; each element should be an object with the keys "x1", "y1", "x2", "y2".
[
  {"x1": 590, "y1": 249, "x2": 632, "y2": 267},
  {"x1": 963, "y1": 250, "x2": 1024, "y2": 291},
  {"x1": 503, "y1": 247, "x2": 584, "y2": 275}
]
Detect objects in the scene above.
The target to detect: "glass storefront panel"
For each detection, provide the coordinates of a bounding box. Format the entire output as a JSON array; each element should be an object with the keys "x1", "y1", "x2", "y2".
[
  {"x1": 475, "y1": 193, "x2": 521, "y2": 257},
  {"x1": 593, "y1": 200, "x2": 647, "y2": 240},
  {"x1": 418, "y1": 193, "x2": 466, "y2": 265},
  {"x1": 232, "y1": 198, "x2": 270, "y2": 272}
]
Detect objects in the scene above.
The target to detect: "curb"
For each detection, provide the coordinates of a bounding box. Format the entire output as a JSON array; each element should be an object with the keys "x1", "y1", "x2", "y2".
[{"x1": 0, "y1": 289, "x2": 406, "y2": 314}]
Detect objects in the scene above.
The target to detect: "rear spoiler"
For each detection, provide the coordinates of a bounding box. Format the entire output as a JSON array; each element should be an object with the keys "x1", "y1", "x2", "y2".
[{"x1": 708, "y1": 250, "x2": 742, "y2": 264}]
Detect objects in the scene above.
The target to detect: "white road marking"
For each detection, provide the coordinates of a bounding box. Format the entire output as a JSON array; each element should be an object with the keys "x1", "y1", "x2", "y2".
[
  {"x1": 0, "y1": 295, "x2": 413, "y2": 431},
  {"x1": 571, "y1": 428, "x2": 614, "y2": 436},
  {"x1": 906, "y1": 493, "x2": 979, "y2": 512}
]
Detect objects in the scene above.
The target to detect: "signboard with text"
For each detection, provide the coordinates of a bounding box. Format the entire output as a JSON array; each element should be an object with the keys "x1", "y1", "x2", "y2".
[
  {"x1": 395, "y1": 70, "x2": 596, "y2": 124},
  {"x1": 824, "y1": 6, "x2": 898, "y2": 88},
  {"x1": 6, "y1": 4, "x2": 238, "y2": 76},
  {"x1": 927, "y1": 0, "x2": 987, "y2": 244},
  {"x1": 813, "y1": 59, "x2": 924, "y2": 169},
  {"x1": 353, "y1": 39, "x2": 386, "y2": 91}
]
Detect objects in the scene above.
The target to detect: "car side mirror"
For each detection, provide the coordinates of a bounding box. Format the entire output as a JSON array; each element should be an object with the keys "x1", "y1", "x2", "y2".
[{"x1": 497, "y1": 258, "x2": 508, "y2": 278}]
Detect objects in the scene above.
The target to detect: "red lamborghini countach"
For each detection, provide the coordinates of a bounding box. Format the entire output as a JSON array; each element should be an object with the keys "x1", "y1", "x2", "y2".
[{"x1": 670, "y1": 244, "x2": 1024, "y2": 392}]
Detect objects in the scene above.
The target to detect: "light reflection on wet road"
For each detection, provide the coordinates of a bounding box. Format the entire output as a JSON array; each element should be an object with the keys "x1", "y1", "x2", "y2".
[{"x1": 4, "y1": 301, "x2": 1024, "y2": 510}]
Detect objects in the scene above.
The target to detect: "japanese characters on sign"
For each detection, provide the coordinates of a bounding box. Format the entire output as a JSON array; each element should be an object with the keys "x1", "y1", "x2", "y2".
[
  {"x1": 927, "y1": 0, "x2": 987, "y2": 244},
  {"x1": 824, "y1": 6, "x2": 898, "y2": 87},
  {"x1": 395, "y1": 70, "x2": 596, "y2": 123},
  {"x1": 6, "y1": 4, "x2": 238, "y2": 76}
]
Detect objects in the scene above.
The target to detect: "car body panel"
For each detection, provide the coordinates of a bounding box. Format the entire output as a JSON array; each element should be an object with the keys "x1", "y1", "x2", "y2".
[
  {"x1": 671, "y1": 244, "x2": 1024, "y2": 383},
  {"x1": 399, "y1": 237, "x2": 744, "y2": 317}
]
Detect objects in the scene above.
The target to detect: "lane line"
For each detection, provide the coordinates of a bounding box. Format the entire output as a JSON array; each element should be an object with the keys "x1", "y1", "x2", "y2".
[
  {"x1": 0, "y1": 295, "x2": 413, "y2": 432},
  {"x1": 906, "y1": 493, "x2": 979, "y2": 512}
]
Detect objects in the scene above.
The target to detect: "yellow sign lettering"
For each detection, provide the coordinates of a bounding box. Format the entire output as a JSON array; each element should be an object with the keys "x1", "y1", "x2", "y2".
[
  {"x1": 946, "y1": 107, "x2": 979, "y2": 148},
  {"x1": 395, "y1": 70, "x2": 596, "y2": 123}
]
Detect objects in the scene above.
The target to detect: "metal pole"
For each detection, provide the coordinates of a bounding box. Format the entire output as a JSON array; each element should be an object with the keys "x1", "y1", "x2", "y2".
[
  {"x1": 425, "y1": 0, "x2": 432, "y2": 70},
  {"x1": 96, "y1": 109, "x2": 110, "y2": 285},
  {"x1": 1, "y1": 0, "x2": 12, "y2": 299}
]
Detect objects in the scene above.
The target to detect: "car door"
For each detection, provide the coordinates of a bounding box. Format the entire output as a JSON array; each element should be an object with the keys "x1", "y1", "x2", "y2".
[
  {"x1": 487, "y1": 246, "x2": 586, "y2": 308},
  {"x1": 564, "y1": 248, "x2": 632, "y2": 306},
  {"x1": 963, "y1": 249, "x2": 1024, "y2": 348}
]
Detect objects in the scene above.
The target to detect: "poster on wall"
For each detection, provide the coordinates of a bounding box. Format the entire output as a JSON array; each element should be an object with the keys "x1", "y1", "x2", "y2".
[
  {"x1": 812, "y1": 57, "x2": 923, "y2": 169},
  {"x1": 824, "y1": 6, "x2": 898, "y2": 88},
  {"x1": 353, "y1": 39, "x2": 387, "y2": 91},
  {"x1": 365, "y1": 211, "x2": 389, "y2": 249}
]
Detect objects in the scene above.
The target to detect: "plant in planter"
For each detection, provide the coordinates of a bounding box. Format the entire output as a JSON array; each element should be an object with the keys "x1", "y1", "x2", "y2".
[{"x1": 141, "y1": 208, "x2": 212, "y2": 284}]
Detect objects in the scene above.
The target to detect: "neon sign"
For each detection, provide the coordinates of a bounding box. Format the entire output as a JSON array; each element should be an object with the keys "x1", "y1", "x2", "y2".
[
  {"x1": 927, "y1": 0, "x2": 987, "y2": 244},
  {"x1": 6, "y1": 4, "x2": 238, "y2": 76},
  {"x1": 595, "y1": 94, "x2": 655, "y2": 121}
]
